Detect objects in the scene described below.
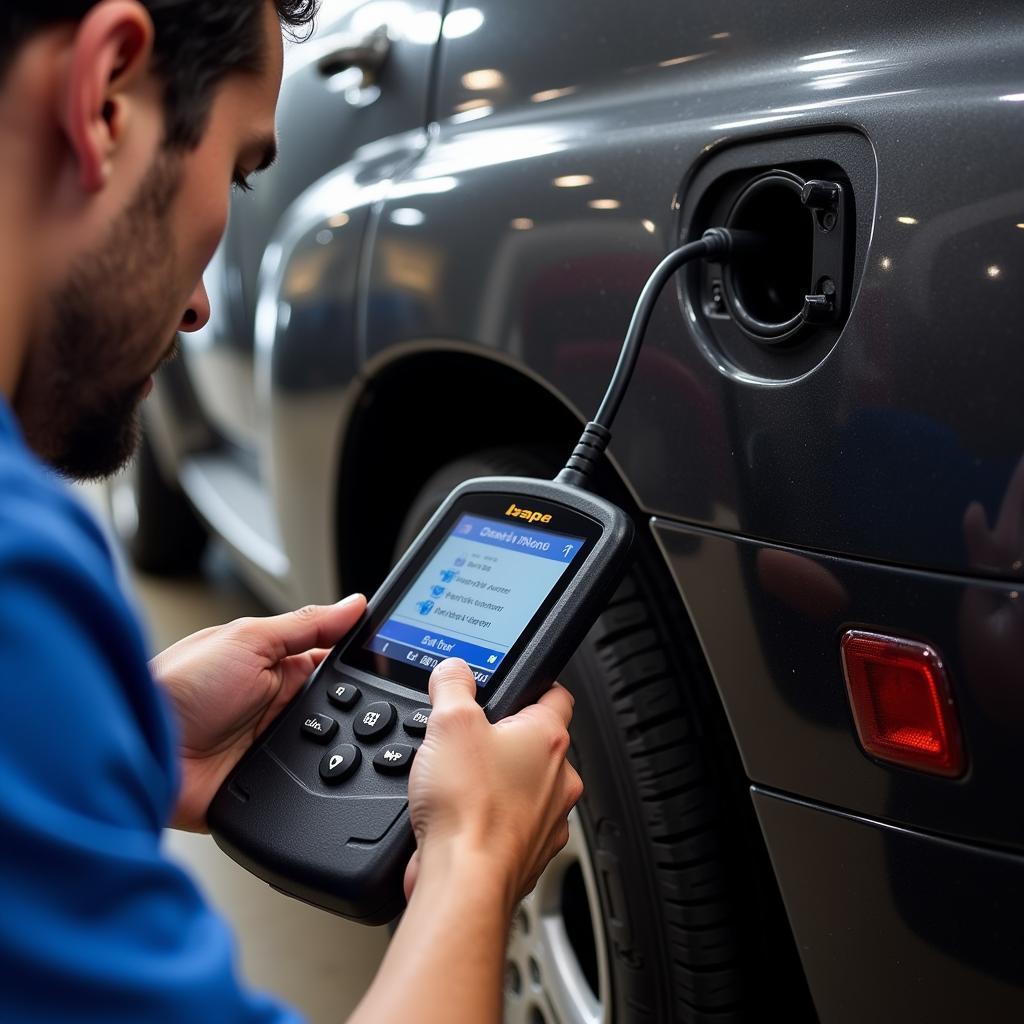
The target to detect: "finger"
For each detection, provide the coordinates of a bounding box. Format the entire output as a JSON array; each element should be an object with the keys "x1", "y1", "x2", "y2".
[
  {"x1": 249, "y1": 594, "x2": 367, "y2": 660},
  {"x1": 403, "y1": 849, "x2": 421, "y2": 903},
  {"x1": 520, "y1": 872, "x2": 542, "y2": 901},
  {"x1": 428, "y1": 658, "x2": 481, "y2": 713},
  {"x1": 279, "y1": 648, "x2": 333, "y2": 692},
  {"x1": 563, "y1": 763, "x2": 584, "y2": 811},
  {"x1": 520, "y1": 823, "x2": 572, "y2": 901},
  {"x1": 551, "y1": 819, "x2": 571, "y2": 855},
  {"x1": 537, "y1": 819, "x2": 572, "y2": 874},
  {"x1": 535, "y1": 683, "x2": 575, "y2": 729}
]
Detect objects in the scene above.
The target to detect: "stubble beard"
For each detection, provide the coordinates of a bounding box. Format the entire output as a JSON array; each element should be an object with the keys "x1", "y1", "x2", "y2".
[{"x1": 18, "y1": 153, "x2": 184, "y2": 481}]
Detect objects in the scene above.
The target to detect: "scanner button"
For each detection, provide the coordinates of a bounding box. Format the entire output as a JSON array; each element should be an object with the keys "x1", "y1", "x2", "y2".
[
  {"x1": 354, "y1": 702, "x2": 396, "y2": 740},
  {"x1": 301, "y1": 713, "x2": 338, "y2": 743},
  {"x1": 373, "y1": 744, "x2": 416, "y2": 775},
  {"x1": 319, "y1": 744, "x2": 361, "y2": 783},
  {"x1": 326, "y1": 682, "x2": 361, "y2": 710},
  {"x1": 404, "y1": 708, "x2": 432, "y2": 737}
]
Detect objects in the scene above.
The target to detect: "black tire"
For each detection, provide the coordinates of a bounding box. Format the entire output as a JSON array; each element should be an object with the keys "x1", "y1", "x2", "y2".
[
  {"x1": 395, "y1": 451, "x2": 815, "y2": 1023},
  {"x1": 107, "y1": 431, "x2": 207, "y2": 576}
]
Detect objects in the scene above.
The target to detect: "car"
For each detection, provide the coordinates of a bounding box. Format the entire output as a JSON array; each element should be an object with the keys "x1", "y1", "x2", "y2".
[{"x1": 112, "y1": 1, "x2": 1024, "y2": 1020}]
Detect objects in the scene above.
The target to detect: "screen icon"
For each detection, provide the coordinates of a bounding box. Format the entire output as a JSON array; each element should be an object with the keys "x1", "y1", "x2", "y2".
[
  {"x1": 431, "y1": 585, "x2": 446, "y2": 598},
  {"x1": 440, "y1": 570, "x2": 457, "y2": 583},
  {"x1": 417, "y1": 600, "x2": 434, "y2": 616}
]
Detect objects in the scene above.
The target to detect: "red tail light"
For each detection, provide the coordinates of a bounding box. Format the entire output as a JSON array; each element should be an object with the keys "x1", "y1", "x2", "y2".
[{"x1": 840, "y1": 630, "x2": 965, "y2": 777}]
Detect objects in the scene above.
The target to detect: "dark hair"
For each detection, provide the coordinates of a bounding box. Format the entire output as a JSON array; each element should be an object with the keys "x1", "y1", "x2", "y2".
[{"x1": 0, "y1": 1, "x2": 317, "y2": 147}]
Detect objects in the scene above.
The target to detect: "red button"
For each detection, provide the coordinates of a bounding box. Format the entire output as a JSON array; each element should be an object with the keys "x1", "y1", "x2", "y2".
[{"x1": 840, "y1": 630, "x2": 965, "y2": 777}]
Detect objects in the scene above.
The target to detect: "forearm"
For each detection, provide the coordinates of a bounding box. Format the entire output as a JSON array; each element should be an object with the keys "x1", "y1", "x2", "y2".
[{"x1": 346, "y1": 846, "x2": 514, "y2": 1024}]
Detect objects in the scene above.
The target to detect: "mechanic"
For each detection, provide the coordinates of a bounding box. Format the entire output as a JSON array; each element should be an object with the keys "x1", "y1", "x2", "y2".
[{"x1": 0, "y1": 3, "x2": 583, "y2": 1021}]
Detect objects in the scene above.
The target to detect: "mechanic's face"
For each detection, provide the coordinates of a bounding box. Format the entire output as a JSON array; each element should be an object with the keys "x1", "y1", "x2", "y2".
[{"x1": 19, "y1": 4, "x2": 283, "y2": 480}]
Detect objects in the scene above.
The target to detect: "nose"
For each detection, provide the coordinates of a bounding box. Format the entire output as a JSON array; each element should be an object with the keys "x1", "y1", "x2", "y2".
[{"x1": 179, "y1": 280, "x2": 211, "y2": 333}]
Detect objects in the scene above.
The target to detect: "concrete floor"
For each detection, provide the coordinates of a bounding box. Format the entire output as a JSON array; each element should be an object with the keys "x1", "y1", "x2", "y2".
[{"x1": 81, "y1": 484, "x2": 389, "y2": 1023}]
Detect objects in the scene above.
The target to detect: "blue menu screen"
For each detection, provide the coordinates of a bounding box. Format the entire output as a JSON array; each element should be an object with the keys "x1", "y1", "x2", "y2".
[{"x1": 364, "y1": 513, "x2": 586, "y2": 687}]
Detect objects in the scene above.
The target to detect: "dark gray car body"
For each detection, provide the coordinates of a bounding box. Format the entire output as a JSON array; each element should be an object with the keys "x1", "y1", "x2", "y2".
[{"x1": 148, "y1": 1, "x2": 1024, "y2": 1018}]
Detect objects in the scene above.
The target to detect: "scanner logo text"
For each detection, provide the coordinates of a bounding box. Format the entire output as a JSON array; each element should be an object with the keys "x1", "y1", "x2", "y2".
[{"x1": 505, "y1": 503, "x2": 552, "y2": 525}]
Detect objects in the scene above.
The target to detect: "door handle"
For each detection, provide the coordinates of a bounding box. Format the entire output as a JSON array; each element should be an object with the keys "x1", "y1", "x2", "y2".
[{"x1": 317, "y1": 25, "x2": 391, "y2": 87}]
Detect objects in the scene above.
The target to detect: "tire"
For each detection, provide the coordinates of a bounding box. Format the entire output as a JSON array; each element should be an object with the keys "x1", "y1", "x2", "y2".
[
  {"x1": 107, "y1": 431, "x2": 207, "y2": 576},
  {"x1": 395, "y1": 452, "x2": 814, "y2": 1024}
]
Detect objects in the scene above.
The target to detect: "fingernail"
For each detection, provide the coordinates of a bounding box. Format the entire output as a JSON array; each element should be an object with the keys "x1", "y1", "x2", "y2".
[
  {"x1": 336, "y1": 593, "x2": 365, "y2": 607},
  {"x1": 431, "y1": 657, "x2": 468, "y2": 676}
]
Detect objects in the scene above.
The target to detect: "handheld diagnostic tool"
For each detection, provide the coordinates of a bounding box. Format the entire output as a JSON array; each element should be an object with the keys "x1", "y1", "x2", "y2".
[
  {"x1": 209, "y1": 229, "x2": 738, "y2": 923},
  {"x1": 210, "y1": 478, "x2": 630, "y2": 922}
]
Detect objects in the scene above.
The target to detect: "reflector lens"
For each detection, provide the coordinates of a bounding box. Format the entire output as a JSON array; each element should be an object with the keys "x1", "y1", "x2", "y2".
[{"x1": 840, "y1": 630, "x2": 965, "y2": 777}]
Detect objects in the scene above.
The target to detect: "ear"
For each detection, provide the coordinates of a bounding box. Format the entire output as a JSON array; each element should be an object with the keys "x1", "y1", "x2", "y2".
[{"x1": 59, "y1": 1, "x2": 155, "y2": 193}]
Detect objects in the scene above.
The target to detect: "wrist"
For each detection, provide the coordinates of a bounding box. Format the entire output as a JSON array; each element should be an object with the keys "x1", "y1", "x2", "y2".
[{"x1": 412, "y1": 838, "x2": 519, "y2": 922}]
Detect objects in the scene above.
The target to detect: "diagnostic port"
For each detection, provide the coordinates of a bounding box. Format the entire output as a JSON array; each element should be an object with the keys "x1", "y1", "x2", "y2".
[
  {"x1": 720, "y1": 170, "x2": 846, "y2": 343},
  {"x1": 680, "y1": 131, "x2": 871, "y2": 381},
  {"x1": 723, "y1": 173, "x2": 813, "y2": 338}
]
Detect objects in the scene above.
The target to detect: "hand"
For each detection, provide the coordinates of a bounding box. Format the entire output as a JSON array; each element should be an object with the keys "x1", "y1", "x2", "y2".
[
  {"x1": 403, "y1": 659, "x2": 583, "y2": 913},
  {"x1": 151, "y1": 594, "x2": 367, "y2": 831}
]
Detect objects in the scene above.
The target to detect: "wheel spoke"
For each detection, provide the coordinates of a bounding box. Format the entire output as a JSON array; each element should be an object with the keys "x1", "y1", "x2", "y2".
[{"x1": 504, "y1": 810, "x2": 610, "y2": 1024}]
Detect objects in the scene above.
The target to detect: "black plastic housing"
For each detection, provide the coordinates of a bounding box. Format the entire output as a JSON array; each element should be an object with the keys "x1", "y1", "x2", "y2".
[{"x1": 209, "y1": 476, "x2": 633, "y2": 924}]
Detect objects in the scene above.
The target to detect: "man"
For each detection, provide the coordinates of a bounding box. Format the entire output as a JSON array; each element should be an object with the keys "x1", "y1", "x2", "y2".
[{"x1": 0, "y1": 3, "x2": 583, "y2": 1021}]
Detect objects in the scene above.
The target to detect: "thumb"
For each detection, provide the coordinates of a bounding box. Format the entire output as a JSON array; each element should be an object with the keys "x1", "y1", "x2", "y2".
[
  {"x1": 428, "y1": 658, "x2": 480, "y2": 712},
  {"x1": 257, "y1": 593, "x2": 367, "y2": 659}
]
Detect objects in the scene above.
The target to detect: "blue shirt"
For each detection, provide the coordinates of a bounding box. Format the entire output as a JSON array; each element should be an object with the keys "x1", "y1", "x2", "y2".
[{"x1": 0, "y1": 399, "x2": 301, "y2": 1023}]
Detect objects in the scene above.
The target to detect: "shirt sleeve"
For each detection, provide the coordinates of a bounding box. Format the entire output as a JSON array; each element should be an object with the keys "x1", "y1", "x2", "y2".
[{"x1": 0, "y1": 482, "x2": 305, "y2": 1024}]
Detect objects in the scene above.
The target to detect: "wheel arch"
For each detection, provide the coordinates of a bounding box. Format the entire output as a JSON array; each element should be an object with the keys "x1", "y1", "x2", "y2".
[{"x1": 335, "y1": 344, "x2": 590, "y2": 595}]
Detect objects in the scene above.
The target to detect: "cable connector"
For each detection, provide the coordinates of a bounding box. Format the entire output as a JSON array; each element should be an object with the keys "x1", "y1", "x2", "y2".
[
  {"x1": 701, "y1": 226, "x2": 733, "y2": 259},
  {"x1": 701, "y1": 227, "x2": 768, "y2": 262},
  {"x1": 556, "y1": 226, "x2": 757, "y2": 490},
  {"x1": 556, "y1": 421, "x2": 612, "y2": 489}
]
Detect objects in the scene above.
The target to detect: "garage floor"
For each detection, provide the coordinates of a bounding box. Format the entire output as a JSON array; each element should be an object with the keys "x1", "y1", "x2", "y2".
[{"x1": 82, "y1": 484, "x2": 388, "y2": 1023}]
